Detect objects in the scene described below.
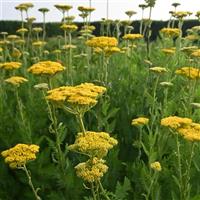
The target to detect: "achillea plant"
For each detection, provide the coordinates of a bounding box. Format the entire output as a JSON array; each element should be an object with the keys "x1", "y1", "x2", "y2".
[{"x1": 1, "y1": 144, "x2": 41, "y2": 200}]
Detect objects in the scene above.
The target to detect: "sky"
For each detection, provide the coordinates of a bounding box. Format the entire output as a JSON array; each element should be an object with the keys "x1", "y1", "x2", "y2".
[{"x1": 0, "y1": 0, "x2": 200, "y2": 22}]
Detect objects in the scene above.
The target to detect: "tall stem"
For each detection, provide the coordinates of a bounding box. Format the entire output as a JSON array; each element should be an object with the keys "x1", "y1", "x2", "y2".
[
  {"x1": 176, "y1": 134, "x2": 183, "y2": 200},
  {"x1": 22, "y1": 165, "x2": 41, "y2": 200},
  {"x1": 77, "y1": 112, "x2": 86, "y2": 135}
]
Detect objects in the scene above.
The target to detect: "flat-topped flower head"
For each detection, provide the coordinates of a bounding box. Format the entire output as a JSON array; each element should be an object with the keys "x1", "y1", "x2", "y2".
[
  {"x1": 161, "y1": 48, "x2": 176, "y2": 55},
  {"x1": 33, "y1": 27, "x2": 43, "y2": 33},
  {"x1": 32, "y1": 41, "x2": 46, "y2": 47},
  {"x1": 125, "y1": 10, "x2": 137, "y2": 18},
  {"x1": 160, "y1": 28, "x2": 181, "y2": 38},
  {"x1": 38, "y1": 8, "x2": 49, "y2": 13},
  {"x1": 55, "y1": 4, "x2": 72, "y2": 12},
  {"x1": 177, "y1": 122, "x2": 200, "y2": 142},
  {"x1": 191, "y1": 49, "x2": 200, "y2": 58},
  {"x1": 175, "y1": 67, "x2": 200, "y2": 79},
  {"x1": 150, "y1": 67, "x2": 168, "y2": 73},
  {"x1": 132, "y1": 117, "x2": 149, "y2": 126},
  {"x1": 86, "y1": 36, "x2": 118, "y2": 50},
  {"x1": 123, "y1": 34, "x2": 143, "y2": 40},
  {"x1": 46, "y1": 83, "x2": 106, "y2": 111},
  {"x1": 7, "y1": 35, "x2": 20, "y2": 41},
  {"x1": 5, "y1": 76, "x2": 28, "y2": 87},
  {"x1": 75, "y1": 158, "x2": 108, "y2": 182},
  {"x1": 161, "y1": 116, "x2": 192, "y2": 130},
  {"x1": 68, "y1": 131, "x2": 118, "y2": 158},
  {"x1": 1, "y1": 144, "x2": 39, "y2": 169},
  {"x1": 0, "y1": 62, "x2": 21, "y2": 70},
  {"x1": 78, "y1": 6, "x2": 95, "y2": 13},
  {"x1": 27, "y1": 61, "x2": 65, "y2": 76},
  {"x1": 172, "y1": 11, "x2": 190, "y2": 19},
  {"x1": 60, "y1": 24, "x2": 78, "y2": 32},
  {"x1": 16, "y1": 28, "x2": 28, "y2": 34}
]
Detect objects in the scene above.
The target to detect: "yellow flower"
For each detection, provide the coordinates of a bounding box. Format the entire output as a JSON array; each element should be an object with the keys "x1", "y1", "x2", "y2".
[
  {"x1": 149, "y1": 67, "x2": 167, "y2": 73},
  {"x1": 123, "y1": 34, "x2": 143, "y2": 40},
  {"x1": 32, "y1": 41, "x2": 46, "y2": 47},
  {"x1": 172, "y1": 11, "x2": 190, "y2": 19},
  {"x1": 161, "y1": 116, "x2": 192, "y2": 129},
  {"x1": 16, "y1": 28, "x2": 28, "y2": 34},
  {"x1": 55, "y1": 4, "x2": 73, "y2": 12},
  {"x1": 46, "y1": 83, "x2": 106, "y2": 109},
  {"x1": 150, "y1": 161, "x2": 162, "y2": 171},
  {"x1": 11, "y1": 48, "x2": 22, "y2": 58},
  {"x1": 5, "y1": 76, "x2": 28, "y2": 86},
  {"x1": 160, "y1": 28, "x2": 180, "y2": 38},
  {"x1": 132, "y1": 117, "x2": 149, "y2": 126},
  {"x1": 32, "y1": 27, "x2": 43, "y2": 33},
  {"x1": 60, "y1": 24, "x2": 78, "y2": 32},
  {"x1": 191, "y1": 49, "x2": 200, "y2": 58},
  {"x1": 86, "y1": 36, "x2": 118, "y2": 49},
  {"x1": 75, "y1": 158, "x2": 108, "y2": 182},
  {"x1": 161, "y1": 48, "x2": 175, "y2": 55},
  {"x1": 78, "y1": 6, "x2": 95, "y2": 13},
  {"x1": 7, "y1": 35, "x2": 20, "y2": 40},
  {"x1": 104, "y1": 47, "x2": 121, "y2": 56},
  {"x1": 68, "y1": 131, "x2": 118, "y2": 158},
  {"x1": 177, "y1": 123, "x2": 200, "y2": 142},
  {"x1": 0, "y1": 62, "x2": 21, "y2": 70},
  {"x1": 175, "y1": 67, "x2": 200, "y2": 79},
  {"x1": 1, "y1": 144, "x2": 39, "y2": 169},
  {"x1": 185, "y1": 35, "x2": 199, "y2": 41},
  {"x1": 27, "y1": 61, "x2": 65, "y2": 76}
]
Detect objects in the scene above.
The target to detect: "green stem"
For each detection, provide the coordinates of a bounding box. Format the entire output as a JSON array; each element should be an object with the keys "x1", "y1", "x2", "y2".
[
  {"x1": 77, "y1": 112, "x2": 86, "y2": 135},
  {"x1": 176, "y1": 134, "x2": 183, "y2": 200},
  {"x1": 146, "y1": 171, "x2": 157, "y2": 200},
  {"x1": 22, "y1": 165, "x2": 41, "y2": 200},
  {"x1": 91, "y1": 182, "x2": 97, "y2": 200},
  {"x1": 98, "y1": 180, "x2": 110, "y2": 200},
  {"x1": 16, "y1": 90, "x2": 32, "y2": 142}
]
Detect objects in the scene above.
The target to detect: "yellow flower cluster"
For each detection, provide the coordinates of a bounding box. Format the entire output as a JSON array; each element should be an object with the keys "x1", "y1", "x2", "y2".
[
  {"x1": 123, "y1": 34, "x2": 144, "y2": 40},
  {"x1": 68, "y1": 131, "x2": 118, "y2": 158},
  {"x1": 78, "y1": 6, "x2": 95, "y2": 13},
  {"x1": 161, "y1": 48, "x2": 176, "y2": 55},
  {"x1": 60, "y1": 24, "x2": 78, "y2": 32},
  {"x1": 178, "y1": 123, "x2": 200, "y2": 142},
  {"x1": 160, "y1": 28, "x2": 181, "y2": 38},
  {"x1": 175, "y1": 67, "x2": 200, "y2": 79},
  {"x1": 32, "y1": 41, "x2": 46, "y2": 47},
  {"x1": 27, "y1": 61, "x2": 65, "y2": 76},
  {"x1": 75, "y1": 158, "x2": 108, "y2": 183},
  {"x1": 172, "y1": 11, "x2": 190, "y2": 19},
  {"x1": 191, "y1": 49, "x2": 200, "y2": 58},
  {"x1": 161, "y1": 116, "x2": 192, "y2": 129},
  {"x1": 5, "y1": 76, "x2": 28, "y2": 86},
  {"x1": 161, "y1": 116, "x2": 200, "y2": 142},
  {"x1": 94, "y1": 46, "x2": 121, "y2": 56},
  {"x1": 150, "y1": 161, "x2": 162, "y2": 172},
  {"x1": 16, "y1": 28, "x2": 28, "y2": 34},
  {"x1": 150, "y1": 67, "x2": 168, "y2": 73},
  {"x1": 1, "y1": 144, "x2": 39, "y2": 169},
  {"x1": 131, "y1": 117, "x2": 149, "y2": 126},
  {"x1": 0, "y1": 62, "x2": 21, "y2": 70},
  {"x1": 86, "y1": 36, "x2": 118, "y2": 49},
  {"x1": 55, "y1": 4, "x2": 72, "y2": 11},
  {"x1": 46, "y1": 83, "x2": 106, "y2": 108}
]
